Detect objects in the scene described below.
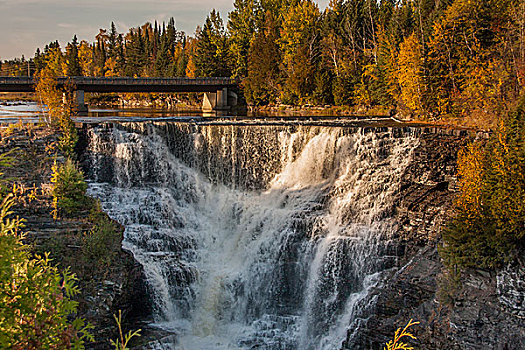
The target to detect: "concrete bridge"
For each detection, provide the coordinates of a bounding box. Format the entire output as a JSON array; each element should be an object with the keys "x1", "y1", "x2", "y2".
[{"x1": 0, "y1": 76, "x2": 238, "y2": 112}]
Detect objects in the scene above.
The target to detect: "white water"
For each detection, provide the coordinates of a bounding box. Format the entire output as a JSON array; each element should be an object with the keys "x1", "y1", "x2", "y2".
[{"x1": 86, "y1": 123, "x2": 419, "y2": 349}]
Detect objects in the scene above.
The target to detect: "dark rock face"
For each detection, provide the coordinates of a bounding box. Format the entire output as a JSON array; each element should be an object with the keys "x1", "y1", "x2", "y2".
[
  {"x1": 351, "y1": 131, "x2": 525, "y2": 350},
  {"x1": 24, "y1": 215, "x2": 151, "y2": 349},
  {"x1": 80, "y1": 248, "x2": 151, "y2": 349}
]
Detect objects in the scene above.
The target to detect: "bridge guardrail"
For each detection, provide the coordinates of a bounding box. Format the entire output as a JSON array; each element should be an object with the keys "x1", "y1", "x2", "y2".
[{"x1": 0, "y1": 76, "x2": 237, "y2": 86}]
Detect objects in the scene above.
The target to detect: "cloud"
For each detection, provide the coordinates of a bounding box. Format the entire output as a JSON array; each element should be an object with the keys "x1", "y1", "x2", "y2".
[{"x1": 57, "y1": 23, "x2": 75, "y2": 29}]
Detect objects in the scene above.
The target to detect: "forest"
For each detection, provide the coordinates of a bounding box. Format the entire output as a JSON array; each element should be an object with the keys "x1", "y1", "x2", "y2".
[{"x1": 0, "y1": 0, "x2": 524, "y2": 126}]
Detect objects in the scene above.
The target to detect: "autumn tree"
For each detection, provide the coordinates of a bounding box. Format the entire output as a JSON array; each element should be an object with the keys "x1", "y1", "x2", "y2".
[
  {"x1": 397, "y1": 34, "x2": 424, "y2": 113},
  {"x1": 442, "y1": 96, "x2": 525, "y2": 269},
  {"x1": 244, "y1": 11, "x2": 281, "y2": 105},
  {"x1": 35, "y1": 64, "x2": 78, "y2": 157},
  {"x1": 78, "y1": 41, "x2": 94, "y2": 76},
  {"x1": 425, "y1": 0, "x2": 514, "y2": 121},
  {"x1": 279, "y1": 0, "x2": 320, "y2": 104}
]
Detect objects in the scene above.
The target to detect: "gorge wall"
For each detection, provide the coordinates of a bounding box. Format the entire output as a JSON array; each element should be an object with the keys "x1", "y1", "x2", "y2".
[
  {"x1": 78, "y1": 122, "x2": 524, "y2": 349},
  {"x1": 358, "y1": 130, "x2": 525, "y2": 350}
]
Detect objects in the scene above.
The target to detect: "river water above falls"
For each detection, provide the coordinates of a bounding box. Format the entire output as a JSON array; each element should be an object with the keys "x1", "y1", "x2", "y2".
[{"x1": 83, "y1": 121, "x2": 420, "y2": 349}]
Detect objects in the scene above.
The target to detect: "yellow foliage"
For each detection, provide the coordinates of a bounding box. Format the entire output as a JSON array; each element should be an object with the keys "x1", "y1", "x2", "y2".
[
  {"x1": 105, "y1": 57, "x2": 119, "y2": 77},
  {"x1": 43, "y1": 47, "x2": 66, "y2": 76},
  {"x1": 186, "y1": 56, "x2": 197, "y2": 78},
  {"x1": 279, "y1": 0, "x2": 320, "y2": 70},
  {"x1": 78, "y1": 41, "x2": 94, "y2": 76},
  {"x1": 384, "y1": 319, "x2": 420, "y2": 350},
  {"x1": 35, "y1": 64, "x2": 78, "y2": 157},
  {"x1": 397, "y1": 34, "x2": 424, "y2": 112},
  {"x1": 35, "y1": 66, "x2": 62, "y2": 124},
  {"x1": 456, "y1": 141, "x2": 485, "y2": 222}
]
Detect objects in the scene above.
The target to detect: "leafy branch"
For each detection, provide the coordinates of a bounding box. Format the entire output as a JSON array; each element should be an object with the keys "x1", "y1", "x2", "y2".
[
  {"x1": 110, "y1": 310, "x2": 141, "y2": 350},
  {"x1": 384, "y1": 319, "x2": 420, "y2": 350}
]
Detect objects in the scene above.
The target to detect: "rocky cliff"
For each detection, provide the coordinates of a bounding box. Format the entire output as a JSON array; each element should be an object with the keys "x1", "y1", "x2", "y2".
[{"x1": 350, "y1": 129, "x2": 525, "y2": 350}]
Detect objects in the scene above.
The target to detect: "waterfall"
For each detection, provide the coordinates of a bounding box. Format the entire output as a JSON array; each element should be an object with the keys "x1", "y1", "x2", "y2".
[{"x1": 84, "y1": 123, "x2": 419, "y2": 349}]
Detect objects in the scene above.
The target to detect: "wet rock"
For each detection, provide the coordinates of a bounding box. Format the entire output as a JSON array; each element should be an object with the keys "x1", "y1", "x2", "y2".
[{"x1": 497, "y1": 261, "x2": 525, "y2": 318}]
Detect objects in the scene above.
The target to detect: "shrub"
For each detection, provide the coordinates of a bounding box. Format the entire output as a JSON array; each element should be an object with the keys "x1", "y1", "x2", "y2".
[
  {"x1": 35, "y1": 66, "x2": 78, "y2": 158},
  {"x1": 51, "y1": 159, "x2": 91, "y2": 218},
  {"x1": 111, "y1": 310, "x2": 141, "y2": 350},
  {"x1": 0, "y1": 194, "x2": 93, "y2": 348},
  {"x1": 0, "y1": 149, "x2": 18, "y2": 196},
  {"x1": 82, "y1": 205, "x2": 121, "y2": 271}
]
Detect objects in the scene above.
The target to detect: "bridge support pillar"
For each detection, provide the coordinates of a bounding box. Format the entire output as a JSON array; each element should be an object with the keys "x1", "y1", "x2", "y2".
[
  {"x1": 76, "y1": 90, "x2": 88, "y2": 113},
  {"x1": 203, "y1": 88, "x2": 231, "y2": 112},
  {"x1": 217, "y1": 87, "x2": 228, "y2": 110}
]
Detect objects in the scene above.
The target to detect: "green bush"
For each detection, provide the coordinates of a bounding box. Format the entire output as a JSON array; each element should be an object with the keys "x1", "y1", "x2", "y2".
[
  {"x1": 0, "y1": 194, "x2": 93, "y2": 348},
  {"x1": 0, "y1": 149, "x2": 18, "y2": 196},
  {"x1": 51, "y1": 159, "x2": 91, "y2": 218},
  {"x1": 82, "y1": 204, "x2": 121, "y2": 271}
]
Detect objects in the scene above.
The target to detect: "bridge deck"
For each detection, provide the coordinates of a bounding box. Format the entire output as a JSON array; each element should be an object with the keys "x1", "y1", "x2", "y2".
[{"x1": 0, "y1": 76, "x2": 237, "y2": 93}]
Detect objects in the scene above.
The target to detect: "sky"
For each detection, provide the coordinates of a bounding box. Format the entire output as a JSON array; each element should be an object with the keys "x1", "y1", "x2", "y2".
[{"x1": 0, "y1": 0, "x2": 329, "y2": 61}]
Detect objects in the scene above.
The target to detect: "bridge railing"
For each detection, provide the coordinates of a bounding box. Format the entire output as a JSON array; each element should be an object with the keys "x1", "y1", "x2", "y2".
[
  {"x1": 0, "y1": 76, "x2": 237, "y2": 86},
  {"x1": 0, "y1": 76, "x2": 34, "y2": 85}
]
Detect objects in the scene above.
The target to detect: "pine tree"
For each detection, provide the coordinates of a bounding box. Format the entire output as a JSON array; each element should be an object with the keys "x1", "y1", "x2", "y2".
[
  {"x1": 155, "y1": 34, "x2": 171, "y2": 77},
  {"x1": 228, "y1": 0, "x2": 258, "y2": 78},
  {"x1": 195, "y1": 10, "x2": 231, "y2": 77},
  {"x1": 125, "y1": 28, "x2": 146, "y2": 77},
  {"x1": 107, "y1": 22, "x2": 119, "y2": 59},
  {"x1": 167, "y1": 17, "x2": 177, "y2": 54},
  {"x1": 66, "y1": 35, "x2": 82, "y2": 76}
]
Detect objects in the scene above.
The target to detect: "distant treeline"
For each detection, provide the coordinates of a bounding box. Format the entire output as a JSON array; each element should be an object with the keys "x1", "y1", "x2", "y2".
[{"x1": 1, "y1": 0, "x2": 524, "y2": 122}]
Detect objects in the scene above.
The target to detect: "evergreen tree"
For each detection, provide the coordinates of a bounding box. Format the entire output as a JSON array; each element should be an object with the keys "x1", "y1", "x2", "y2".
[
  {"x1": 228, "y1": 0, "x2": 258, "y2": 78},
  {"x1": 155, "y1": 34, "x2": 171, "y2": 77},
  {"x1": 167, "y1": 17, "x2": 177, "y2": 54},
  {"x1": 125, "y1": 28, "x2": 146, "y2": 76},
  {"x1": 66, "y1": 35, "x2": 82, "y2": 76},
  {"x1": 195, "y1": 10, "x2": 231, "y2": 77},
  {"x1": 107, "y1": 22, "x2": 119, "y2": 59}
]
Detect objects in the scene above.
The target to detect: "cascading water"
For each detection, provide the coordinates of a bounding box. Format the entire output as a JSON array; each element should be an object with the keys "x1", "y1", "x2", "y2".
[{"x1": 84, "y1": 122, "x2": 419, "y2": 349}]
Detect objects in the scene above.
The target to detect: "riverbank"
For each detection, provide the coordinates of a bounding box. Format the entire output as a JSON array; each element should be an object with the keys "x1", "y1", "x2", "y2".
[
  {"x1": 87, "y1": 92, "x2": 203, "y2": 110},
  {"x1": 0, "y1": 92, "x2": 36, "y2": 102}
]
